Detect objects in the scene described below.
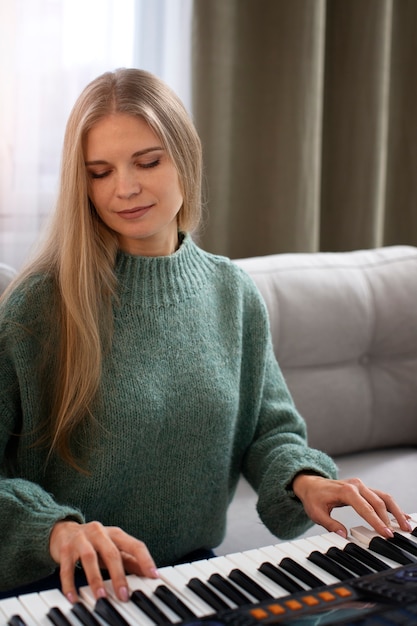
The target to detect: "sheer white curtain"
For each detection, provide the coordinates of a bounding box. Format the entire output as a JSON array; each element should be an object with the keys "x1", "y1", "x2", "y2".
[{"x1": 0, "y1": 0, "x2": 192, "y2": 270}]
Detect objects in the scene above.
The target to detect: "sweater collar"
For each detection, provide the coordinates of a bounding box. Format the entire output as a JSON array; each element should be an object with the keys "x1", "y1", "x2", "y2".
[{"x1": 114, "y1": 233, "x2": 214, "y2": 307}]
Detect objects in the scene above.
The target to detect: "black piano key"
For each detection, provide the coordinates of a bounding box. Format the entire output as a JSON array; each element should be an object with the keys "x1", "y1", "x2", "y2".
[
  {"x1": 208, "y1": 573, "x2": 252, "y2": 606},
  {"x1": 279, "y1": 557, "x2": 325, "y2": 589},
  {"x1": 369, "y1": 536, "x2": 415, "y2": 566},
  {"x1": 258, "y1": 562, "x2": 304, "y2": 593},
  {"x1": 71, "y1": 602, "x2": 102, "y2": 626},
  {"x1": 389, "y1": 532, "x2": 417, "y2": 557},
  {"x1": 228, "y1": 568, "x2": 274, "y2": 602},
  {"x1": 307, "y1": 550, "x2": 354, "y2": 581},
  {"x1": 94, "y1": 597, "x2": 130, "y2": 626},
  {"x1": 130, "y1": 589, "x2": 173, "y2": 625},
  {"x1": 187, "y1": 577, "x2": 230, "y2": 612},
  {"x1": 7, "y1": 616, "x2": 27, "y2": 626},
  {"x1": 154, "y1": 584, "x2": 197, "y2": 620},
  {"x1": 326, "y1": 546, "x2": 374, "y2": 577},
  {"x1": 47, "y1": 607, "x2": 73, "y2": 626},
  {"x1": 344, "y1": 542, "x2": 390, "y2": 572}
]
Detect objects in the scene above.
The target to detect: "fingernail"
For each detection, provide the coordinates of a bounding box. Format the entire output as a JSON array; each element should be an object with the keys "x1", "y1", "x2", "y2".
[
  {"x1": 405, "y1": 521, "x2": 413, "y2": 532},
  {"x1": 96, "y1": 587, "x2": 107, "y2": 599},
  {"x1": 66, "y1": 592, "x2": 77, "y2": 604},
  {"x1": 149, "y1": 567, "x2": 159, "y2": 578},
  {"x1": 119, "y1": 586, "x2": 129, "y2": 602},
  {"x1": 336, "y1": 529, "x2": 347, "y2": 538},
  {"x1": 384, "y1": 527, "x2": 394, "y2": 538}
]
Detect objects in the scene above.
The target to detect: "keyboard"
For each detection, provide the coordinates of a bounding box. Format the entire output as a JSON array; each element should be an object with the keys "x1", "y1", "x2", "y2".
[{"x1": 2, "y1": 514, "x2": 417, "y2": 625}]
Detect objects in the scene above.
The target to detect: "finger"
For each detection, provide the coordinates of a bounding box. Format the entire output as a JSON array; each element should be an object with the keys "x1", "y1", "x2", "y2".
[
  {"x1": 59, "y1": 556, "x2": 79, "y2": 604},
  {"x1": 370, "y1": 489, "x2": 412, "y2": 533},
  {"x1": 109, "y1": 527, "x2": 159, "y2": 579}
]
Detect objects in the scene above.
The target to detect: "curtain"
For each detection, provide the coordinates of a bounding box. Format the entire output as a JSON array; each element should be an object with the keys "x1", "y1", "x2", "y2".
[
  {"x1": 192, "y1": 0, "x2": 417, "y2": 258},
  {"x1": 0, "y1": 0, "x2": 192, "y2": 270}
]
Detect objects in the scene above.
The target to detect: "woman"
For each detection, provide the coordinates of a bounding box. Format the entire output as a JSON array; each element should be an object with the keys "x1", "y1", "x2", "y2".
[{"x1": 0, "y1": 68, "x2": 410, "y2": 604}]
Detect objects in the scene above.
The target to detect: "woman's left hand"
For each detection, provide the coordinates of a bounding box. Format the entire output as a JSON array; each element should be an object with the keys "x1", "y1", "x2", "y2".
[{"x1": 292, "y1": 474, "x2": 412, "y2": 538}]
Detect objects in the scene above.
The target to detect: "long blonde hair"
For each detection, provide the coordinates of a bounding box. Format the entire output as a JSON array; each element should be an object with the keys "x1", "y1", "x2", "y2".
[{"x1": 5, "y1": 69, "x2": 202, "y2": 470}]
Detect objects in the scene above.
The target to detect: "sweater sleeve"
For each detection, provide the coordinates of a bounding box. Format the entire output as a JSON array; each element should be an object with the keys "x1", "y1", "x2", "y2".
[
  {"x1": 0, "y1": 289, "x2": 85, "y2": 591},
  {"x1": 239, "y1": 280, "x2": 338, "y2": 540}
]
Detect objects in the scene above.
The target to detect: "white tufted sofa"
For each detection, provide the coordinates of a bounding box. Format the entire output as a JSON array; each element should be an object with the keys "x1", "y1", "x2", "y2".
[{"x1": 219, "y1": 245, "x2": 417, "y2": 554}]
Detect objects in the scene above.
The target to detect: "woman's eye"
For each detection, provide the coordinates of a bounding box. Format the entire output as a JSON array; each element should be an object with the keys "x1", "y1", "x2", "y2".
[
  {"x1": 89, "y1": 170, "x2": 110, "y2": 179},
  {"x1": 139, "y1": 159, "x2": 160, "y2": 169}
]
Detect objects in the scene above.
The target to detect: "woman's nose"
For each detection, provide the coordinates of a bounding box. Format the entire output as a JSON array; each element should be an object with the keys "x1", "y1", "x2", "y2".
[{"x1": 116, "y1": 171, "x2": 141, "y2": 199}]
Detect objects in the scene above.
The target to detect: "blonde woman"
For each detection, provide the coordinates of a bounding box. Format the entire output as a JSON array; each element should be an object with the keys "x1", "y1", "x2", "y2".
[{"x1": 0, "y1": 69, "x2": 410, "y2": 603}]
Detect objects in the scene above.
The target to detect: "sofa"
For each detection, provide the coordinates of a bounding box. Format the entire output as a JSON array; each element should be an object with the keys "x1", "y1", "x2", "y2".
[
  {"x1": 218, "y1": 245, "x2": 417, "y2": 555},
  {"x1": 1, "y1": 247, "x2": 417, "y2": 557}
]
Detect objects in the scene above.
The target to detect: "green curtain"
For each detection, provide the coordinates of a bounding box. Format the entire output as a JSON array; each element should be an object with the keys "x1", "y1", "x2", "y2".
[{"x1": 192, "y1": 0, "x2": 417, "y2": 258}]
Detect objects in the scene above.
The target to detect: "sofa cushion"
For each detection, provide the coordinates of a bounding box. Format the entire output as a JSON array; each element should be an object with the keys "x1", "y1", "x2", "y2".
[
  {"x1": 235, "y1": 246, "x2": 417, "y2": 457},
  {"x1": 0, "y1": 263, "x2": 16, "y2": 295}
]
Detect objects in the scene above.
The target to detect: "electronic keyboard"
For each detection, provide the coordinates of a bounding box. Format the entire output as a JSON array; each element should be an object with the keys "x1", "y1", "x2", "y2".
[{"x1": 3, "y1": 514, "x2": 417, "y2": 626}]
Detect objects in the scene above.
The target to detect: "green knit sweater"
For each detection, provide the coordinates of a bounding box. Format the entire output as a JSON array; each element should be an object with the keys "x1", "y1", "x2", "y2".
[{"x1": 0, "y1": 235, "x2": 337, "y2": 590}]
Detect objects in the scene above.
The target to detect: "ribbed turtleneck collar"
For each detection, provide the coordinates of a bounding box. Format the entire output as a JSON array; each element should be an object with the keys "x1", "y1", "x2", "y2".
[{"x1": 114, "y1": 233, "x2": 216, "y2": 308}]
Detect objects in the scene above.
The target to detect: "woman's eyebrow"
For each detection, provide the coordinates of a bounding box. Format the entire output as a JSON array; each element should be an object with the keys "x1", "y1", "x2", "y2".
[{"x1": 85, "y1": 146, "x2": 164, "y2": 166}]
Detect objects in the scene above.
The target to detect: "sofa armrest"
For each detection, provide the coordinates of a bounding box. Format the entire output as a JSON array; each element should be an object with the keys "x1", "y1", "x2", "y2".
[{"x1": 235, "y1": 246, "x2": 417, "y2": 456}]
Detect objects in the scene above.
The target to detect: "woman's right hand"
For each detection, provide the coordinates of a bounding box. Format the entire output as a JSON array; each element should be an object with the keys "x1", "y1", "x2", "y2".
[{"x1": 49, "y1": 519, "x2": 159, "y2": 603}]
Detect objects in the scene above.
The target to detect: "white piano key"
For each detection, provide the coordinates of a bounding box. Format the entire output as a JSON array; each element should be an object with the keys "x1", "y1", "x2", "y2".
[
  {"x1": 16, "y1": 593, "x2": 51, "y2": 626},
  {"x1": 172, "y1": 562, "x2": 235, "y2": 609},
  {"x1": 0, "y1": 605, "x2": 7, "y2": 626},
  {"x1": 126, "y1": 575, "x2": 181, "y2": 624},
  {"x1": 0, "y1": 597, "x2": 39, "y2": 626},
  {"x1": 38, "y1": 589, "x2": 84, "y2": 626},
  {"x1": 79, "y1": 582, "x2": 153, "y2": 626},
  {"x1": 199, "y1": 556, "x2": 259, "y2": 603},
  {"x1": 302, "y1": 533, "x2": 349, "y2": 552},
  {"x1": 260, "y1": 541, "x2": 339, "y2": 586},
  {"x1": 157, "y1": 565, "x2": 214, "y2": 617},
  {"x1": 224, "y1": 550, "x2": 290, "y2": 598},
  {"x1": 101, "y1": 584, "x2": 158, "y2": 626},
  {"x1": 176, "y1": 560, "x2": 238, "y2": 608}
]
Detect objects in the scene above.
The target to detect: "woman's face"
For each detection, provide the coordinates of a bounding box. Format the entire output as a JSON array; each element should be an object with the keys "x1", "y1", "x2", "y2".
[{"x1": 84, "y1": 113, "x2": 183, "y2": 256}]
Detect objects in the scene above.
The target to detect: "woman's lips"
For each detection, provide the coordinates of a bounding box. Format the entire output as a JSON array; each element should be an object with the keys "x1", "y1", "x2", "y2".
[{"x1": 117, "y1": 205, "x2": 153, "y2": 219}]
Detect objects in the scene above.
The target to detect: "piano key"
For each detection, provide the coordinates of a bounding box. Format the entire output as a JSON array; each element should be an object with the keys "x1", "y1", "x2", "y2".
[
  {"x1": 222, "y1": 551, "x2": 290, "y2": 598},
  {"x1": 227, "y1": 569, "x2": 273, "y2": 602},
  {"x1": 351, "y1": 526, "x2": 415, "y2": 566},
  {"x1": 0, "y1": 598, "x2": 38, "y2": 626},
  {"x1": 46, "y1": 607, "x2": 73, "y2": 626},
  {"x1": 206, "y1": 574, "x2": 252, "y2": 607},
  {"x1": 260, "y1": 543, "x2": 337, "y2": 587},
  {"x1": 172, "y1": 562, "x2": 233, "y2": 610},
  {"x1": 80, "y1": 582, "x2": 158, "y2": 626},
  {"x1": 126, "y1": 576, "x2": 182, "y2": 624},
  {"x1": 130, "y1": 589, "x2": 173, "y2": 625},
  {"x1": 388, "y1": 532, "x2": 417, "y2": 557},
  {"x1": 197, "y1": 556, "x2": 259, "y2": 604},
  {"x1": 257, "y1": 562, "x2": 303, "y2": 594},
  {"x1": 186, "y1": 579, "x2": 228, "y2": 613},
  {"x1": 70, "y1": 603, "x2": 102, "y2": 626},
  {"x1": 343, "y1": 542, "x2": 391, "y2": 572},
  {"x1": 369, "y1": 536, "x2": 415, "y2": 566},
  {"x1": 15, "y1": 593, "x2": 54, "y2": 626},
  {"x1": 177, "y1": 560, "x2": 242, "y2": 608},
  {"x1": 157, "y1": 565, "x2": 217, "y2": 616},
  {"x1": 94, "y1": 598, "x2": 130, "y2": 626},
  {"x1": 7, "y1": 616, "x2": 28, "y2": 626},
  {"x1": 306, "y1": 551, "x2": 354, "y2": 581},
  {"x1": 39, "y1": 590, "x2": 84, "y2": 626},
  {"x1": 154, "y1": 586, "x2": 196, "y2": 621},
  {"x1": 325, "y1": 546, "x2": 373, "y2": 577}
]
